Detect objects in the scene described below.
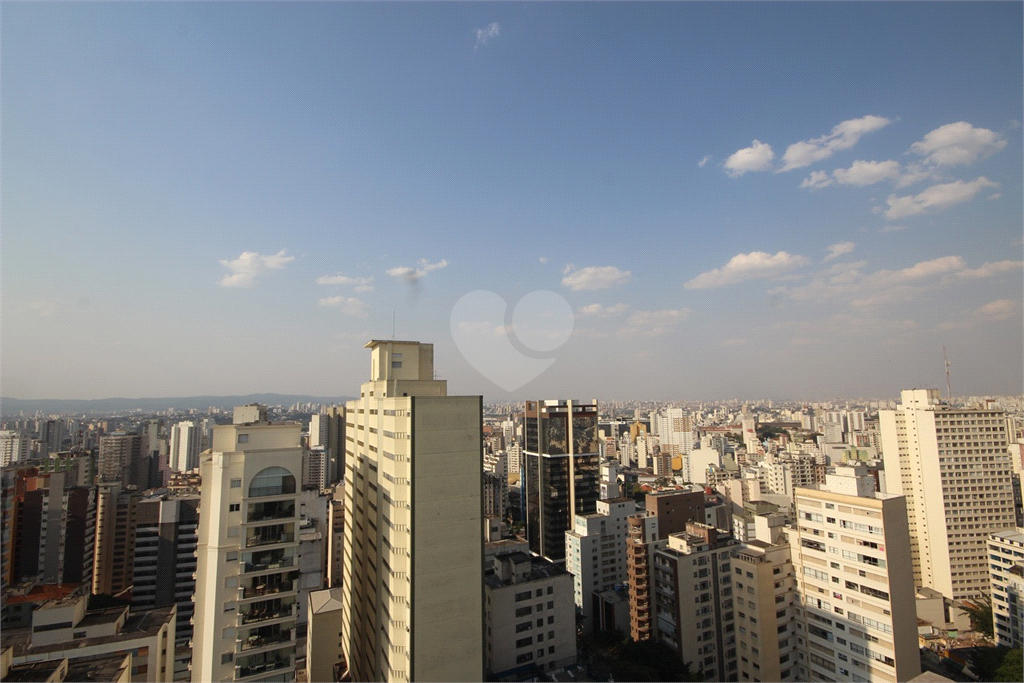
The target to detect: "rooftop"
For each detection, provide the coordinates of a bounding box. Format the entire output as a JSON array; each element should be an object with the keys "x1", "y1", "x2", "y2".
[
  {"x1": 5, "y1": 606, "x2": 176, "y2": 657},
  {"x1": 65, "y1": 653, "x2": 132, "y2": 683}
]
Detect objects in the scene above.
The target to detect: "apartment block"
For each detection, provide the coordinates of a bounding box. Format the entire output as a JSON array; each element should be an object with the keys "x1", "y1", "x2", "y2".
[
  {"x1": 789, "y1": 467, "x2": 921, "y2": 682},
  {"x1": 484, "y1": 551, "x2": 576, "y2": 678},
  {"x1": 652, "y1": 523, "x2": 737, "y2": 681},
  {"x1": 989, "y1": 527, "x2": 1024, "y2": 647},
  {"x1": 880, "y1": 389, "x2": 1017, "y2": 600},
  {"x1": 342, "y1": 340, "x2": 483, "y2": 682},
  {"x1": 191, "y1": 407, "x2": 304, "y2": 683},
  {"x1": 564, "y1": 496, "x2": 635, "y2": 633},
  {"x1": 92, "y1": 482, "x2": 140, "y2": 597},
  {"x1": 731, "y1": 540, "x2": 798, "y2": 682}
]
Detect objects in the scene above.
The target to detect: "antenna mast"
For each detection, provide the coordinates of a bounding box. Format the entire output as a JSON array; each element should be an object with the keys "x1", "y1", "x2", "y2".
[{"x1": 943, "y1": 346, "x2": 952, "y2": 401}]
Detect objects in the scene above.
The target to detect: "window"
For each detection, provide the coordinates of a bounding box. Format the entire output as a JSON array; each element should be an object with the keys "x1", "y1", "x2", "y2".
[
  {"x1": 516, "y1": 622, "x2": 532, "y2": 633},
  {"x1": 230, "y1": 479, "x2": 242, "y2": 488},
  {"x1": 229, "y1": 503, "x2": 240, "y2": 512},
  {"x1": 222, "y1": 653, "x2": 233, "y2": 664},
  {"x1": 548, "y1": 646, "x2": 555, "y2": 654},
  {"x1": 516, "y1": 637, "x2": 533, "y2": 648},
  {"x1": 515, "y1": 591, "x2": 532, "y2": 602},
  {"x1": 226, "y1": 551, "x2": 238, "y2": 561},
  {"x1": 515, "y1": 606, "x2": 532, "y2": 617},
  {"x1": 547, "y1": 601, "x2": 554, "y2": 609},
  {"x1": 237, "y1": 434, "x2": 248, "y2": 444},
  {"x1": 248, "y1": 466, "x2": 296, "y2": 497},
  {"x1": 547, "y1": 616, "x2": 554, "y2": 625}
]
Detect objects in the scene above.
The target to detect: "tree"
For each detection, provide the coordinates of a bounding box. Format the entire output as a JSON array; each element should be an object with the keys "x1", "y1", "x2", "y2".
[
  {"x1": 964, "y1": 596, "x2": 994, "y2": 638},
  {"x1": 994, "y1": 648, "x2": 1022, "y2": 682}
]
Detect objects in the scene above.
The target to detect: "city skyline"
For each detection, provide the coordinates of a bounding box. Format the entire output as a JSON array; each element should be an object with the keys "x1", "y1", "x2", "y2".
[{"x1": 3, "y1": 3, "x2": 1022, "y2": 401}]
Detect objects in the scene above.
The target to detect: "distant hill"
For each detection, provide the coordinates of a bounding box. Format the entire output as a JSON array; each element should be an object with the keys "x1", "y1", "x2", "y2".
[{"x1": 0, "y1": 393, "x2": 354, "y2": 416}]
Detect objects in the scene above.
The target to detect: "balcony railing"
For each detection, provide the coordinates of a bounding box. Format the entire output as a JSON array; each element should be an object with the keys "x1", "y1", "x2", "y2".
[
  {"x1": 244, "y1": 556, "x2": 295, "y2": 573},
  {"x1": 238, "y1": 630, "x2": 293, "y2": 651},
  {"x1": 240, "y1": 581, "x2": 296, "y2": 600},
  {"x1": 245, "y1": 530, "x2": 296, "y2": 548},
  {"x1": 236, "y1": 657, "x2": 291, "y2": 679},
  {"x1": 239, "y1": 603, "x2": 296, "y2": 625}
]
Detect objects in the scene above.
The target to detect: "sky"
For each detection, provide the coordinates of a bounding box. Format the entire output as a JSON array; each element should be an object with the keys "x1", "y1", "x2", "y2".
[{"x1": 2, "y1": 2, "x2": 1022, "y2": 403}]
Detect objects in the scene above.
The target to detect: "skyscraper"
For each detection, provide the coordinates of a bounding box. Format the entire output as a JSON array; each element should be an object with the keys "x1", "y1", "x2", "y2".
[
  {"x1": 341, "y1": 340, "x2": 483, "y2": 682},
  {"x1": 191, "y1": 406, "x2": 304, "y2": 683},
  {"x1": 880, "y1": 388, "x2": 1017, "y2": 600},
  {"x1": 523, "y1": 399, "x2": 600, "y2": 563}
]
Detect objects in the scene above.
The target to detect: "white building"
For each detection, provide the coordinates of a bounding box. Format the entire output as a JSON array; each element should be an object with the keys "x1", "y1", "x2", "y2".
[
  {"x1": 341, "y1": 340, "x2": 483, "y2": 682},
  {"x1": 880, "y1": 388, "x2": 1017, "y2": 600},
  {"x1": 484, "y1": 551, "x2": 577, "y2": 678},
  {"x1": 191, "y1": 406, "x2": 304, "y2": 683},
  {"x1": 989, "y1": 527, "x2": 1024, "y2": 647},
  {"x1": 564, "y1": 497, "x2": 635, "y2": 633},
  {"x1": 789, "y1": 466, "x2": 921, "y2": 682},
  {"x1": 168, "y1": 421, "x2": 201, "y2": 473}
]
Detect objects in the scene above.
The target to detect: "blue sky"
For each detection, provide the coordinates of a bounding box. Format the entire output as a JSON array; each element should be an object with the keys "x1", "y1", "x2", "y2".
[{"x1": 3, "y1": 2, "x2": 1021, "y2": 402}]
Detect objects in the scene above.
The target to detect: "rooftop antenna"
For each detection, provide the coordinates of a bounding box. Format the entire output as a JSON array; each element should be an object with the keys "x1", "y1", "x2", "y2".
[{"x1": 943, "y1": 346, "x2": 952, "y2": 401}]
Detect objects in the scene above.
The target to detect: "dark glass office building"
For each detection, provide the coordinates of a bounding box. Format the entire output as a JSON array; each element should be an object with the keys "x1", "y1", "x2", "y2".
[{"x1": 523, "y1": 400, "x2": 600, "y2": 563}]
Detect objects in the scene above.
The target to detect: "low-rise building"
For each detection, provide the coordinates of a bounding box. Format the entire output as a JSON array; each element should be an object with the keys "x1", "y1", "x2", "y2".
[{"x1": 484, "y1": 551, "x2": 576, "y2": 679}]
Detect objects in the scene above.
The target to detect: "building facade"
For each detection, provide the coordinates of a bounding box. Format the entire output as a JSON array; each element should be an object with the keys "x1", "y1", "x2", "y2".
[
  {"x1": 341, "y1": 340, "x2": 483, "y2": 682},
  {"x1": 880, "y1": 389, "x2": 1016, "y2": 600},
  {"x1": 564, "y1": 497, "x2": 635, "y2": 633}
]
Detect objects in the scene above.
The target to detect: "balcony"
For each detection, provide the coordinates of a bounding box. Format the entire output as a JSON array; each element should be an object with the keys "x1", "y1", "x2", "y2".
[
  {"x1": 235, "y1": 655, "x2": 292, "y2": 680},
  {"x1": 245, "y1": 528, "x2": 296, "y2": 549},
  {"x1": 238, "y1": 602, "x2": 296, "y2": 625},
  {"x1": 239, "y1": 578, "x2": 297, "y2": 601},
  {"x1": 238, "y1": 627, "x2": 294, "y2": 652}
]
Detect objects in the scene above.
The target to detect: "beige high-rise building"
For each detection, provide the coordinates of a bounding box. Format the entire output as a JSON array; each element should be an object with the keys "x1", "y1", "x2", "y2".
[
  {"x1": 92, "y1": 482, "x2": 140, "y2": 597},
  {"x1": 880, "y1": 388, "x2": 1017, "y2": 600},
  {"x1": 191, "y1": 407, "x2": 304, "y2": 683},
  {"x1": 732, "y1": 540, "x2": 798, "y2": 682},
  {"x1": 790, "y1": 466, "x2": 921, "y2": 683},
  {"x1": 341, "y1": 340, "x2": 483, "y2": 682}
]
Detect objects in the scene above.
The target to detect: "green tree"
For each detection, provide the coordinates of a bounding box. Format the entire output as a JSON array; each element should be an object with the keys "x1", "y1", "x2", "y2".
[
  {"x1": 994, "y1": 648, "x2": 1022, "y2": 682},
  {"x1": 965, "y1": 596, "x2": 994, "y2": 638}
]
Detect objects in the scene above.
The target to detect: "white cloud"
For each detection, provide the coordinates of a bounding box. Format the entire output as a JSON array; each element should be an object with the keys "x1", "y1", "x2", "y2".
[
  {"x1": 988, "y1": 193, "x2": 1002, "y2": 200},
  {"x1": 723, "y1": 140, "x2": 774, "y2": 177},
  {"x1": 976, "y1": 299, "x2": 1019, "y2": 321},
  {"x1": 879, "y1": 224, "x2": 907, "y2": 233},
  {"x1": 577, "y1": 303, "x2": 630, "y2": 317},
  {"x1": 883, "y1": 177, "x2": 998, "y2": 219},
  {"x1": 539, "y1": 256, "x2": 548, "y2": 264},
  {"x1": 318, "y1": 296, "x2": 369, "y2": 317},
  {"x1": 698, "y1": 155, "x2": 711, "y2": 168},
  {"x1": 218, "y1": 250, "x2": 294, "y2": 287},
  {"x1": 910, "y1": 122, "x2": 1007, "y2": 166},
  {"x1": 618, "y1": 309, "x2": 691, "y2": 336},
  {"x1": 800, "y1": 171, "x2": 833, "y2": 189},
  {"x1": 894, "y1": 162, "x2": 933, "y2": 188},
  {"x1": 684, "y1": 251, "x2": 809, "y2": 290},
  {"x1": 387, "y1": 258, "x2": 449, "y2": 283},
  {"x1": 870, "y1": 256, "x2": 965, "y2": 287},
  {"x1": 823, "y1": 242, "x2": 855, "y2": 262},
  {"x1": 778, "y1": 115, "x2": 891, "y2": 172},
  {"x1": 832, "y1": 159, "x2": 902, "y2": 186},
  {"x1": 475, "y1": 22, "x2": 499, "y2": 48},
  {"x1": 954, "y1": 260, "x2": 1023, "y2": 280},
  {"x1": 316, "y1": 273, "x2": 373, "y2": 286},
  {"x1": 562, "y1": 265, "x2": 632, "y2": 291}
]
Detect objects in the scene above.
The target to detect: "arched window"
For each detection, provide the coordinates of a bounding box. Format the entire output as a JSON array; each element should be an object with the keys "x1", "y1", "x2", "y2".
[{"x1": 248, "y1": 466, "x2": 296, "y2": 498}]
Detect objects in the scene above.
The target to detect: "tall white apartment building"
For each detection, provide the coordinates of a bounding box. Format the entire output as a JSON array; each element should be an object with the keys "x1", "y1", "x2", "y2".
[
  {"x1": 880, "y1": 388, "x2": 1017, "y2": 600},
  {"x1": 169, "y1": 421, "x2": 202, "y2": 473},
  {"x1": 564, "y1": 497, "x2": 635, "y2": 633},
  {"x1": 988, "y1": 527, "x2": 1024, "y2": 648},
  {"x1": 342, "y1": 340, "x2": 483, "y2": 682},
  {"x1": 0, "y1": 431, "x2": 30, "y2": 467},
  {"x1": 191, "y1": 406, "x2": 304, "y2": 683},
  {"x1": 789, "y1": 466, "x2": 921, "y2": 683},
  {"x1": 654, "y1": 408, "x2": 694, "y2": 457}
]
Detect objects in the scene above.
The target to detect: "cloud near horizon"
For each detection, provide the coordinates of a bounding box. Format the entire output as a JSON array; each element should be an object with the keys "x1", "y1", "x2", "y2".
[
  {"x1": 685, "y1": 251, "x2": 809, "y2": 289},
  {"x1": 387, "y1": 258, "x2": 449, "y2": 283},
  {"x1": 562, "y1": 265, "x2": 632, "y2": 291},
  {"x1": 318, "y1": 296, "x2": 369, "y2": 317},
  {"x1": 218, "y1": 250, "x2": 294, "y2": 287},
  {"x1": 824, "y1": 242, "x2": 855, "y2": 262}
]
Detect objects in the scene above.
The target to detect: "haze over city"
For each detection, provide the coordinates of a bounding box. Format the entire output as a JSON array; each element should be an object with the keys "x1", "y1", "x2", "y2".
[{"x1": 3, "y1": 2, "x2": 1021, "y2": 402}]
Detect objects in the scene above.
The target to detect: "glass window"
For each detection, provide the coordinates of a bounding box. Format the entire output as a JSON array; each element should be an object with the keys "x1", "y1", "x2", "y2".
[{"x1": 248, "y1": 467, "x2": 296, "y2": 498}]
